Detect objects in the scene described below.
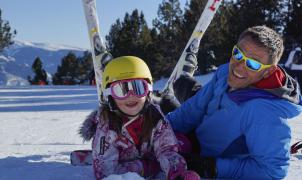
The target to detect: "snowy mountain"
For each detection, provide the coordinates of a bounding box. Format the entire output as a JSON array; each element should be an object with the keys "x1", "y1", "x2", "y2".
[{"x1": 0, "y1": 40, "x2": 86, "y2": 86}]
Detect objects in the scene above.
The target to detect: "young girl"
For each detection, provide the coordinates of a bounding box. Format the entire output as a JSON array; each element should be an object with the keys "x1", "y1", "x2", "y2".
[{"x1": 80, "y1": 56, "x2": 199, "y2": 180}]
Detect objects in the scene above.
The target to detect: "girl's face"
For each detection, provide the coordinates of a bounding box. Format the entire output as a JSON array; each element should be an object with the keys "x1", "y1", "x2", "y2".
[{"x1": 113, "y1": 94, "x2": 146, "y2": 116}]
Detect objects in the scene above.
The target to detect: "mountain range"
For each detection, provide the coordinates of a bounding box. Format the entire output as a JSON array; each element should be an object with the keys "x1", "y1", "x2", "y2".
[{"x1": 0, "y1": 40, "x2": 86, "y2": 86}]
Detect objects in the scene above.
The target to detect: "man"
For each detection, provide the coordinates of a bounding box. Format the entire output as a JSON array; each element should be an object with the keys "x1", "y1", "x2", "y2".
[{"x1": 165, "y1": 25, "x2": 302, "y2": 179}]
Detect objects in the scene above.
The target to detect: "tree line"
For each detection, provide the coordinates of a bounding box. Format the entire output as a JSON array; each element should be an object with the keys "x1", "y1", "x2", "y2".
[
  {"x1": 27, "y1": 52, "x2": 94, "y2": 85},
  {"x1": 1, "y1": 0, "x2": 302, "y2": 85}
]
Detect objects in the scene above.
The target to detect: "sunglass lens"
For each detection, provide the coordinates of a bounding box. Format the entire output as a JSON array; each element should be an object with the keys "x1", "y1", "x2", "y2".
[
  {"x1": 233, "y1": 48, "x2": 243, "y2": 61},
  {"x1": 246, "y1": 59, "x2": 261, "y2": 71}
]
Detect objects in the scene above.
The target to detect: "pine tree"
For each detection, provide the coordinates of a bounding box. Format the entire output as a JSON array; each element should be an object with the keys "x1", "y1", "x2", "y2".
[
  {"x1": 28, "y1": 57, "x2": 48, "y2": 85},
  {"x1": 77, "y1": 51, "x2": 93, "y2": 84},
  {"x1": 106, "y1": 9, "x2": 164, "y2": 78},
  {"x1": 52, "y1": 52, "x2": 79, "y2": 85},
  {"x1": 215, "y1": 0, "x2": 285, "y2": 65},
  {"x1": 106, "y1": 9, "x2": 151, "y2": 57},
  {"x1": 0, "y1": 9, "x2": 17, "y2": 52},
  {"x1": 152, "y1": 0, "x2": 184, "y2": 77},
  {"x1": 283, "y1": 0, "x2": 302, "y2": 45},
  {"x1": 230, "y1": 0, "x2": 285, "y2": 34}
]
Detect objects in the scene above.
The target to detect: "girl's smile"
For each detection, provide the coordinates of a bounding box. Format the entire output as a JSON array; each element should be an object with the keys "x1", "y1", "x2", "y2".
[{"x1": 114, "y1": 95, "x2": 146, "y2": 116}]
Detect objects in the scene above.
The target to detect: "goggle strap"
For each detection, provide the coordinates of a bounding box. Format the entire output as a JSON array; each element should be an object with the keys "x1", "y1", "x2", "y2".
[
  {"x1": 103, "y1": 88, "x2": 111, "y2": 98},
  {"x1": 147, "y1": 83, "x2": 153, "y2": 92}
]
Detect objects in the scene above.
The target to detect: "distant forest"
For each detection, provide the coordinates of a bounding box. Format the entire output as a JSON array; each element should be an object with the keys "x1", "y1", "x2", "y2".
[{"x1": 2, "y1": 0, "x2": 302, "y2": 85}]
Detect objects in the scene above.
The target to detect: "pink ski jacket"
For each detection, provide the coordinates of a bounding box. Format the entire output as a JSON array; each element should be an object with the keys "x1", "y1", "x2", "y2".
[{"x1": 90, "y1": 105, "x2": 187, "y2": 179}]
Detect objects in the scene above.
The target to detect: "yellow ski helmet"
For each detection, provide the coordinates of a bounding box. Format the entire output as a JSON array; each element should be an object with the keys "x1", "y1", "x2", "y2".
[{"x1": 102, "y1": 56, "x2": 153, "y2": 90}]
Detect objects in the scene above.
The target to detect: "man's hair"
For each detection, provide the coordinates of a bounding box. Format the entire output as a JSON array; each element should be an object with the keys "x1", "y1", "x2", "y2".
[{"x1": 238, "y1": 25, "x2": 284, "y2": 64}]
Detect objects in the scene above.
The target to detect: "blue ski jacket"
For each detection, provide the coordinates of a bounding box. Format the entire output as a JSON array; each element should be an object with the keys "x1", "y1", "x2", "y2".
[{"x1": 166, "y1": 63, "x2": 302, "y2": 179}]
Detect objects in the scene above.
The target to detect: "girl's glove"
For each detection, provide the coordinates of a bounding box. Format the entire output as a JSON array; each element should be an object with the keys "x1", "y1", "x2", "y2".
[
  {"x1": 167, "y1": 156, "x2": 186, "y2": 180},
  {"x1": 166, "y1": 155, "x2": 200, "y2": 180}
]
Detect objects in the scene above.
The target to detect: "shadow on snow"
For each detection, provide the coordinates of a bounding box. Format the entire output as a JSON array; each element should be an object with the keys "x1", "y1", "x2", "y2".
[{"x1": 0, "y1": 86, "x2": 98, "y2": 112}]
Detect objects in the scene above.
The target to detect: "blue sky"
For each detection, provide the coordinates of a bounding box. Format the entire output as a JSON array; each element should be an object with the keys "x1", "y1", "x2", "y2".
[{"x1": 1, "y1": 0, "x2": 187, "y2": 49}]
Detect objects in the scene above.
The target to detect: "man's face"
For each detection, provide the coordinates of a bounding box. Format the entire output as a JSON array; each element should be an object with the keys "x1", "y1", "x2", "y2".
[{"x1": 228, "y1": 36, "x2": 272, "y2": 89}]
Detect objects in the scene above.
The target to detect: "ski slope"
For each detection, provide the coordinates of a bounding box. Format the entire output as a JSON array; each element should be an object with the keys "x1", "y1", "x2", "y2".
[{"x1": 0, "y1": 76, "x2": 301, "y2": 180}]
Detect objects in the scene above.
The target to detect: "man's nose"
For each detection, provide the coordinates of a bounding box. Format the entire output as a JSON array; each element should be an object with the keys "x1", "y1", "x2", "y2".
[{"x1": 235, "y1": 59, "x2": 246, "y2": 70}]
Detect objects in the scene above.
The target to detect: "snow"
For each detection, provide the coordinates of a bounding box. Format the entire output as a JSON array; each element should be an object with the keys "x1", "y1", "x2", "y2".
[
  {"x1": 11, "y1": 40, "x2": 86, "y2": 52},
  {"x1": 0, "y1": 55, "x2": 11, "y2": 62},
  {"x1": 103, "y1": 173, "x2": 145, "y2": 180},
  {"x1": 0, "y1": 77, "x2": 301, "y2": 180},
  {"x1": 153, "y1": 72, "x2": 215, "y2": 91}
]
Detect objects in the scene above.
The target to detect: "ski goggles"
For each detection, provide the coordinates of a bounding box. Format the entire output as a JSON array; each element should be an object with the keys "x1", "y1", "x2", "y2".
[
  {"x1": 104, "y1": 79, "x2": 152, "y2": 100},
  {"x1": 232, "y1": 45, "x2": 272, "y2": 72}
]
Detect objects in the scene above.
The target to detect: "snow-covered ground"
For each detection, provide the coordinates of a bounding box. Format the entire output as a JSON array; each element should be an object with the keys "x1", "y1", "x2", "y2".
[{"x1": 0, "y1": 76, "x2": 301, "y2": 180}]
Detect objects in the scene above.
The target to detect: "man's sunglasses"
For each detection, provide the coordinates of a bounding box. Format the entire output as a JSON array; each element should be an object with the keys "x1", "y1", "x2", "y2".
[{"x1": 232, "y1": 45, "x2": 272, "y2": 72}]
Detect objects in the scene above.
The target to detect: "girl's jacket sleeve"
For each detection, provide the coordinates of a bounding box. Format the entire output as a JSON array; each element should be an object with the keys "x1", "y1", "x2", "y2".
[
  {"x1": 92, "y1": 115, "x2": 119, "y2": 179},
  {"x1": 152, "y1": 119, "x2": 187, "y2": 179}
]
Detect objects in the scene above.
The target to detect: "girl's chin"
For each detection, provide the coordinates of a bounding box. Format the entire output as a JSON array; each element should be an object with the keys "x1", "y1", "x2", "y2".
[{"x1": 122, "y1": 108, "x2": 140, "y2": 116}]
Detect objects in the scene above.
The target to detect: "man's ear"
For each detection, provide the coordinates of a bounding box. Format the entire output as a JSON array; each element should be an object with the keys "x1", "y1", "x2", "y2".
[{"x1": 263, "y1": 65, "x2": 277, "y2": 78}]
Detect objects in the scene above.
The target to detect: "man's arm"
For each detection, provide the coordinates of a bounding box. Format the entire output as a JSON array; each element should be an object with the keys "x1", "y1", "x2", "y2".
[
  {"x1": 216, "y1": 100, "x2": 291, "y2": 179},
  {"x1": 184, "y1": 100, "x2": 292, "y2": 179}
]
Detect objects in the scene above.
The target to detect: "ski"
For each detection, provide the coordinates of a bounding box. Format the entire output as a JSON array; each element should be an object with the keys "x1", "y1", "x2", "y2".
[
  {"x1": 162, "y1": 0, "x2": 222, "y2": 95},
  {"x1": 70, "y1": 0, "x2": 112, "y2": 166},
  {"x1": 82, "y1": 0, "x2": 112, "y2": 104},
  {"x1": 291, "y1": 140, "x2": 302, "y2": 154}
]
